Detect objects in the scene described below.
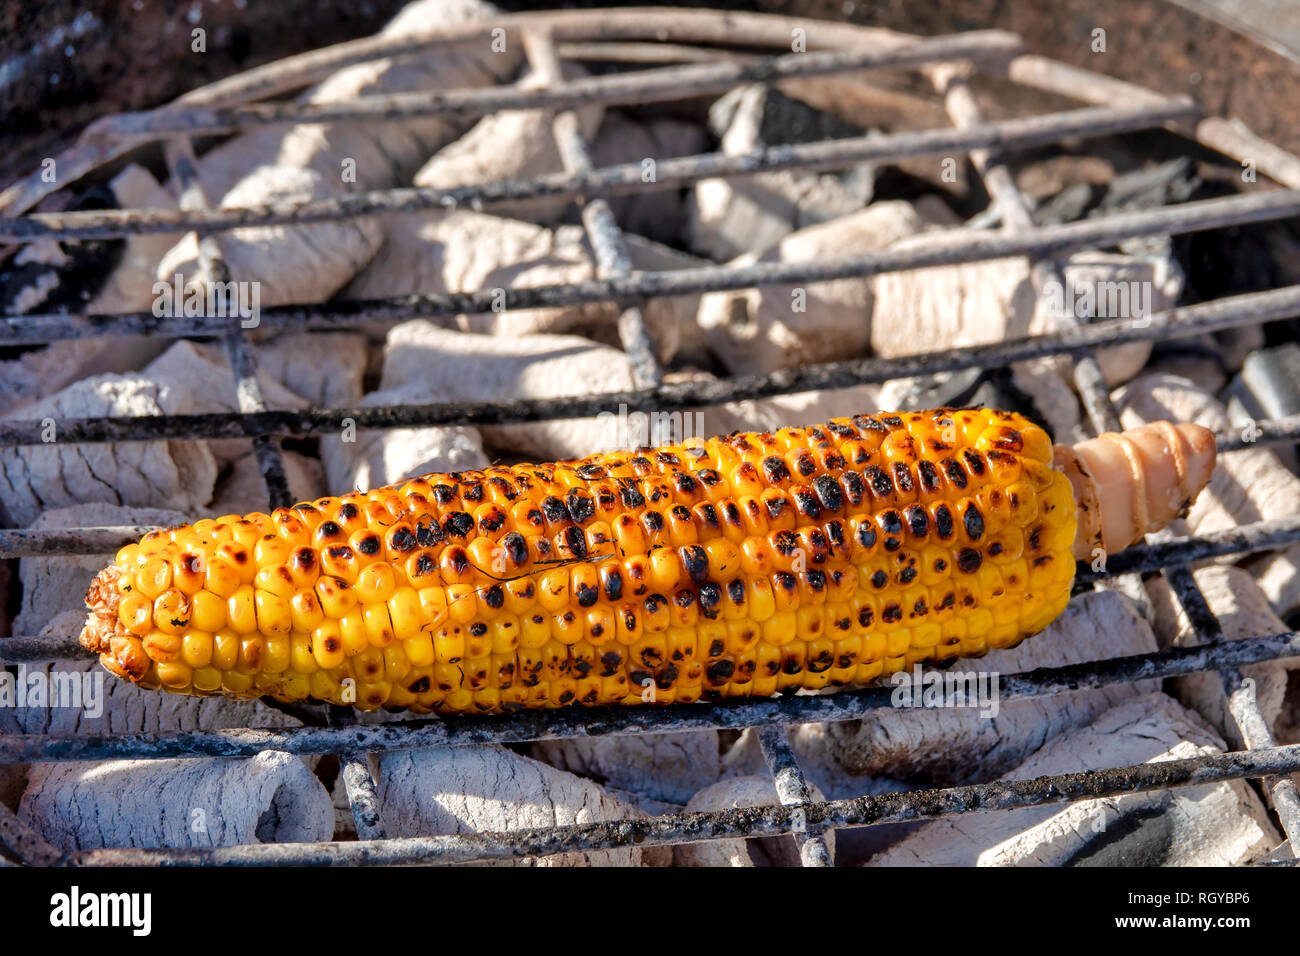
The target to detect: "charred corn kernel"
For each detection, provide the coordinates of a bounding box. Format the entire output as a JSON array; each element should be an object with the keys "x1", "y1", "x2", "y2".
[
  {"x1": 152, "y1": 589, "x2": 191, "y2": 635},
  {"x1": 85, "y1": 407, "x2": 1156, "y2": 714},
  {"x1": 311, "y1": 622, "x2": 345, "y2": 670}
]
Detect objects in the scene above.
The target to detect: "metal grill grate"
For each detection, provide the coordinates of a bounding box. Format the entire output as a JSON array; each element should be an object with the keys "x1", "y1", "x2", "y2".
[{"x1": 2, "y1": 7, "x2": 1300, "y2": 866}]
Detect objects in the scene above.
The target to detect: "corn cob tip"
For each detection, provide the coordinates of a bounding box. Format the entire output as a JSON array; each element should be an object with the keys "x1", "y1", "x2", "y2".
[
  {"x1": 1057, "y1": 421, "x2": 1216, "y2": 560},
  {"x1": 80, "y1": 565, "x2": 153, "y2": 683}
]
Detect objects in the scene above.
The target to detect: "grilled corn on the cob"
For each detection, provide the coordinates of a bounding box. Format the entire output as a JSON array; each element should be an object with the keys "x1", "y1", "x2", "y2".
[{"x1": 79, "y1": 407, "x2": 1215, "y2": 713}]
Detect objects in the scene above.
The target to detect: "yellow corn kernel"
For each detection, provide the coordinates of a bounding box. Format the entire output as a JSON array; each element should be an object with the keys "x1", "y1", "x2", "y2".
[
  {"x1": 181, "y1": 631, "x2": 214, "y2": 669},
  {"x1": 254, "y1": 590, "x2": 292, "y2": 638}
]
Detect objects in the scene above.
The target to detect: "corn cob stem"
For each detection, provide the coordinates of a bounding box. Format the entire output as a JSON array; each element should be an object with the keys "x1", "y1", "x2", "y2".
[
  {"x1": 79, "y1": 408, "x2": 1215, "y2": 714},
  {"x1": 1055, "y1": 421, "x2": 1216, "y2": 560}
]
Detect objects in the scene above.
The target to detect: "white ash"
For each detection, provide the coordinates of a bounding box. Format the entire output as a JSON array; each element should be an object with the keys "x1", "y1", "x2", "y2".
[
  {"x1": 20, "y1": 750, "x2": 333, "y2": 851},
  {"x1": 1143, "y1": 349, "x2": 1229, "y2": 397},
  {"x1": 153, "y1": 0, "x2": 518, "y2": 307},
  {"x1": 0, "y1": 374, "x2": 217, "y2": 527},
  {"x1": 822, "y1": 589, "x2": 1160, "y2": 785},
  {"x1": 12, "y1": 503, "x2": 187, "y2": 640},
  {"x1": 674, "y1": 775, "x2": 835, "y2": 867},
  {"x1": 722, "y1": 724, "x2": 910, "y2": 801},
  {"x1": 1252, "y1": 550, "x2": 1300, "y2": 621},
  {"x1": 530, "y1": 729, "x2": 721, "y2": 806},
  {"x1": 413, "y1": 62, "x2": 603, "y2": 224},
  {"x1": 206, "y1": 449, "x2": 326, "y2": 516},
  {"x1": 248, "y1": 331, "x2": 369, "y2": 409},
  {"x1": 157, "y1": 165, "x2": 384, "y2": 309},
  {"x1": 319, "y1": 381, "x2": 488, "y2": 493},
  {"x1": 870, "y1": 244, "x2": 1183, "y2": 439},
  {"x1": 697, "y1": 201, "x2": 924, "y2": 377},
  {"x1": 1146, "y1": 565, "x2": 1299, "y2": 744},
  {"x1": 182, "y1": 0, "x2": 517, "y2": 201},
  {"x1": 720, "y1": 726, "x2": 917, "y2": 865},
  {"x1": 376, "y1": 744, "x2": 653, "y2": 866},
  {"x1": 380, "y1": 321, "x2": 636, "y2": 459},
  {"x1": 342, "y1": 210, "x2": 680, "y2": 362},
  {"x1": 141, "y1": 339, "x2": 309, "y2": 468},
  {"x1": 867, "y1": 693, "x2": 1279, "y2": 866}
]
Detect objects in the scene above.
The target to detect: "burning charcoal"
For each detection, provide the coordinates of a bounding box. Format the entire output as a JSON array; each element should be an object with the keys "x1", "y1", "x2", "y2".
[
  {"x1": 379, "y1": 321, "x2": 636, "y2": 459},
  {"x1": 530, "y1": 730, "x2": 721, "y2": 806},
  {"x1": 207, "y1": 449, "x2": 326, "y2": 516},
  {"x1": 720, "y1": 728, "x2": 916, "y2": 864},
  {"x1": 375, "y1": 744, "x2": 653, "y2": 866},
  {"x1": 319, "y1": 381, "x2": 488, "y2": 493},
  {"x1": 1254, "y1": 552, "x2": 1300, "y2": 622},
  {"x1": 1144, "y1": 346, "x2": 1229, "y2": 398},
  {"x1": 722, "y1": 724, "x2": 910, "y2": 801},
  {"x1": 250, "y1": 331, "x2": 369, "y2": 408},
  {"x1": 413, "y1": 64, "x2": 603, "y2": 223},
  {"x1": 674, "y1": 775, "x2": 835, "y2": 867},
  {"x1": 12, "y1": 504, "x2": 187, "y2": 640},
  {"x1": 0, "y1": 375, "x2": 217, "y2": 527},
  {"x1": 154, "y1": 0, "x2": 519, "y2": 307},
  {"x1": 0, "y1": 764, "x2": 22, "y2": 814},
  {"x1": 157, "y1": 165, "x2": 384, "y2": 308},
  {"x1": 87, "y1": 164, "x2": 184, "y2": 315},
  {"x1": 867, "y1": 694, "x2": 1279, "y2": 866},
  {"x1": 0, "y1": 174, "x2": 174, "y2": 417},
  {"x1": 1146, "y1": 566, "x2": 1299, "y2": 742},
  {"x1": 141, "y1": 340, "x2": 308, "y2": 467},
  {"x1": 1237, "y1": 342, "x2": 1300, "y2": 426},
  {"x1": 588, "y1": 112, "x2": 710, "y2": 246},
  {"x1": 871, "y1": 243, "x2": 1183, "y2": 401},
  {"x1": 822, "y1": 590, "x2": 1159, "y2": 785},
  {"x1": 687, "y1": 84, "x2": 873, "y2": 260},
  {"x1": 19, "y1": 750, "x2": 333, "y2": 851},
  {"x1": 342, "y1": 210, "x2": 680, "y2": 361},
  {"x1": 697, "y1": 201, "x2": 925, "y2": 377}
]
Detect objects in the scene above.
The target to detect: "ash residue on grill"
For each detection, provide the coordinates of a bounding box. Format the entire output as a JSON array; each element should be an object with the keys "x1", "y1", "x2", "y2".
[{"x1": 2, "y1": 0, "x2": 1300, "y2": 868}]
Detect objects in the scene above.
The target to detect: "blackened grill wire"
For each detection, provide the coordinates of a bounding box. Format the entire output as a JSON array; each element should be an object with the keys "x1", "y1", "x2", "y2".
[{"x1": 1, "y1": 28, "x2": 1299, "y2": 867}]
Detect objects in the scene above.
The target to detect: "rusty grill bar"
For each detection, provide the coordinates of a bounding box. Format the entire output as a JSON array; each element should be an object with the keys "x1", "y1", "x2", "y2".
[{"x1": 2, "y1": 8, "x2": 1299, "y2": 867}]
